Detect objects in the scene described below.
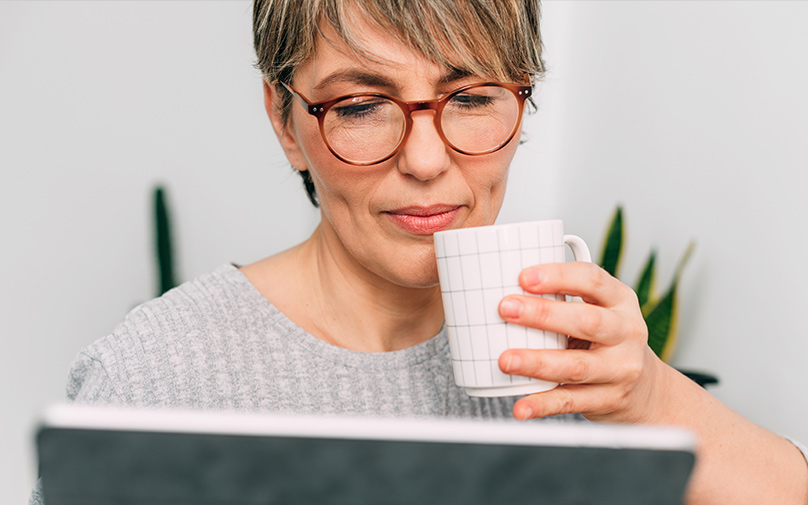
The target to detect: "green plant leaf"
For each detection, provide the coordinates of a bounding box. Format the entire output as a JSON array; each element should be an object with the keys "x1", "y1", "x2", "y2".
[
  {"x1": 645, "y1": 283, "x2": 676, "y2": 359},
  {"x1": 636, "y1": 249, "x2": 657, "y2": 313},
  {"x1": 154, "y1": 185, "x2": 176, "y2": 296},
  {"x1": 599, "y1": 206, "x2": 623, "y2": 277},
  {"x1": 673, "y1": 241, "x2": 696, "y2": 285},
  {"x1": 597, "y1": 207, "x2": 696, "y2": 363},
  {"x1": 645, "y1": 241, "x2": 695, "y2": 361}
]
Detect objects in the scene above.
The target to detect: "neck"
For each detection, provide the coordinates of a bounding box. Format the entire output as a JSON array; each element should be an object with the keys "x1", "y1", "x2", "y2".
[{"x1": 289, "y1": 224, "x2": 444, "y2": 352}]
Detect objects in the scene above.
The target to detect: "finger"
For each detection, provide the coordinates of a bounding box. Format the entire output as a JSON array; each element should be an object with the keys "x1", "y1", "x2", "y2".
[
  {"x1": 512, "y1": 384, "x2": 618, "y2": 420},
  {"x1": 518, "y1": 262, "x2": 638, "y2": 309},
  {"x1": 498, "y1": 295, "x2": 643, "y2": 346},
  {"x1": 499, "y1": 348, "x2": 619, "y2": 385}
]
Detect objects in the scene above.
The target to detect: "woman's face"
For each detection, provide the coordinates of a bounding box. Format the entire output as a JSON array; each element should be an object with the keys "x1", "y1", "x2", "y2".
[{"x1": 268, "y1": 21, "x2": 521, "y2": 289}]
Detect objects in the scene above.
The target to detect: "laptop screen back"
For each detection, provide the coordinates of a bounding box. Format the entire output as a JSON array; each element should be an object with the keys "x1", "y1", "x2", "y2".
[{"x1": 37, "y1": 405, "x2": 695, "y2": 505}]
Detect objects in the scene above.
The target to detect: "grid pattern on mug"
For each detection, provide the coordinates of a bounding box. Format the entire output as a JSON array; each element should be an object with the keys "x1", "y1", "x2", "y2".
[{"x1": 435, "y1": 222, "x2": 566, "y2": 389}]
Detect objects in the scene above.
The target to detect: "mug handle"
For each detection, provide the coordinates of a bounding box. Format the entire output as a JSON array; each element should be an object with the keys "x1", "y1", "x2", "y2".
[{"x1": 564, "y1": 235, "x2": 591, "y2": 263}]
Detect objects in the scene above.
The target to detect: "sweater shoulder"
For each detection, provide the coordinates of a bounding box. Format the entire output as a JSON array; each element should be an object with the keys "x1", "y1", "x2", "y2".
[
  {"x1": 95, "y1": 264, "x2": 258, "y2": 350},
  {"x1": 68, "y1": 264, "x2": 278, "y2": 408}
]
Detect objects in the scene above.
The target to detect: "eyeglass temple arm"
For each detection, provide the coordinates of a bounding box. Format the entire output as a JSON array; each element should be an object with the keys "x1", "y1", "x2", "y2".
[{"x1": 279, "y1": 82, "x2": 311, "y2": 111}]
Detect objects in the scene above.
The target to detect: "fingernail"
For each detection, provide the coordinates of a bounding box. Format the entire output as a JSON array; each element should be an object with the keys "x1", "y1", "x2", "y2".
[
  {"x1": 499, "y1": 298, "x2": 522, "y2": 319},
  {"x1": 520, "y1": 406, "x2": 534, "y2": 421},
  {"x1": 503, "y1": 353, "x2": 522, "y2": 373},
  {"x1": 523, "y1": 268, "x2": 543, "y2": 287}
]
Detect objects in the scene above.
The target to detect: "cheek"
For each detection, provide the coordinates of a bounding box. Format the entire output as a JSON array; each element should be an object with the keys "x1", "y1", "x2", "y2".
[
  {"x1": 292, "y1": 122, "x2": 373, "y2": 205},
  {"x1": 487, "y1": 163, "x2": 511, "y2": 205},
  {"x1": 310, "y1": 165, "x2": 382, "y2": 214},
  {"x1": 465, "y1": 151, "x2": 514, "y2": 223},
  {"x1": 486, "y1": 139, "x2": 519, "y2": 204}
]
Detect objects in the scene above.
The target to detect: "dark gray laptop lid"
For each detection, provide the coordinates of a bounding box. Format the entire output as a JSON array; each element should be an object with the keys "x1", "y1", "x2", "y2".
[{"x1": 37, "y1": 404, "x2": 695, "y2": 505}]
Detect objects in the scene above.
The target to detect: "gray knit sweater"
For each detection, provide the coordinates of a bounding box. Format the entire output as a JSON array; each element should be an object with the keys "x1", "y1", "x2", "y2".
[
  {"x1": 64, "y1": 263, "x2": 522, "y2": 416},
  {"x1": 31, "y1": 264, "x2": 554, "y2": 504}
]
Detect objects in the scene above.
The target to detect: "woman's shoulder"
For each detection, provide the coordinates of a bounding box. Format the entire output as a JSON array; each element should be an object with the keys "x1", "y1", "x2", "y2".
[
  {"x1": 67, "y1": 264, "x2": 283, "y2": 408},
  {"x1": 92, "y1": 265, "x2": 257, "y2": 346},
  {"x1": 130, "y1": 263, "x2": 258, "y2": 323}
]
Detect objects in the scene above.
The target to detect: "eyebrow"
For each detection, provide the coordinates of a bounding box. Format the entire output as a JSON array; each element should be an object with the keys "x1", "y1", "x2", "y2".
[
  {"x1": 313, "y1": 70, "x2": 396, "y2": 92},
  {"x1": 312, "y1": 67, "x2": 476, "y2": 93},
  {"x1": 439, "y1": 67, "x2": 475, "y2": 84}
]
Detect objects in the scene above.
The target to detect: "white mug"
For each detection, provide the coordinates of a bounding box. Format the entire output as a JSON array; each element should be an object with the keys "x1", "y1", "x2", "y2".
[{"x1": 434, "y1": 220, "x2": 591, "y2": 397}]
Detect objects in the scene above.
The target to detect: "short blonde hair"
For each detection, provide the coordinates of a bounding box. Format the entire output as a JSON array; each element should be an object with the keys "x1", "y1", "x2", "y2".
[{"x1": 253, "y1": 0, "x2": 544, "y2": 205}]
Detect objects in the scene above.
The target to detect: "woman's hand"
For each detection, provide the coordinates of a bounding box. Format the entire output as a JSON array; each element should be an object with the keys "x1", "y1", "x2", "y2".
[
  {"x1": 496, "y1": 262, "x2": 808, "y2": 504},
  {"x1": 497, "y1": 261, "x2": 667, "y2": 423}
]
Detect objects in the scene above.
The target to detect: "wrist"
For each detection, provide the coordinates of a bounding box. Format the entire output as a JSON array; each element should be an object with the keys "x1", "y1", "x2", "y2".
[{"x1": 626, "y1": 348, "x2": 681, "y2": 425}]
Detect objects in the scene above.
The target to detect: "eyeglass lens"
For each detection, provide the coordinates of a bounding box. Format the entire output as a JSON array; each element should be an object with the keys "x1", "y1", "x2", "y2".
[{"x1": 323, "y1": 85, "x2": 521, "y2": 165}]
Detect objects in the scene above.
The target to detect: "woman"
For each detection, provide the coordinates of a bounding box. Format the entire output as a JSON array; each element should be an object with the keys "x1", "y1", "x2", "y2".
[{"x1": 31, "y1": 1, "x2": 807, "y2": 504}]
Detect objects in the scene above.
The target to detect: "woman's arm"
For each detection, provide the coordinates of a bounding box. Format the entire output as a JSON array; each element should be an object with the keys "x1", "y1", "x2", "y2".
[{"x1": 496, "y1": 262, "x2": 808, "y2": 504}]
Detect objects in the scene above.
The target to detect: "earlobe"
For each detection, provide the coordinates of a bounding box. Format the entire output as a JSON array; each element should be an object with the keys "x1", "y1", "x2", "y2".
[{"x1": 263, "y1": 80, "x2": 309, "y2": 172}]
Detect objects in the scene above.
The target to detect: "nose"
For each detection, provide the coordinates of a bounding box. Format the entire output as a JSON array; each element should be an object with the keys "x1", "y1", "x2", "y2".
[{"x1": 396, "y1": 110, "x2": 451, "y2": 181}]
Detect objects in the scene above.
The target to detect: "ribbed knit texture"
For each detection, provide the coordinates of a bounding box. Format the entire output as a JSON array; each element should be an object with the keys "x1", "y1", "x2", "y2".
[
  {"x1": 63, "y1": 263, "x2": 522, "y2": 417},
  {"x1": 31, "y1": 264, "x2": 563, "y2": 504}
]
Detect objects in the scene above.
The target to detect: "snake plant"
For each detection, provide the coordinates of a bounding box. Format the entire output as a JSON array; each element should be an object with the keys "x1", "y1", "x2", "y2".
[
  {"x1": 154, "y1": 185, "x2": 177, "y2": 296},
  {"x1": 599, "y1": 206, "x2": 695, "y2": 363}
]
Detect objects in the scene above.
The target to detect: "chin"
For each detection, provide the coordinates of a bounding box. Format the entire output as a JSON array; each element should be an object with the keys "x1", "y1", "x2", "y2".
[
  {"x1": 387, "y1": 249, "x2": 440, "y2": 289},
  {"x1": 398, "y1": 271, "x2": 440, "y2": 290}
]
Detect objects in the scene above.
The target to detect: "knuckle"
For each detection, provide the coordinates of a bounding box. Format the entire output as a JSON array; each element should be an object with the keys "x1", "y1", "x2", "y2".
[
  {"x1": 579, "y1": 309, "x2": 606, "y2": 339},
  {"x1": 556, "y1": 389, "x2": 577, "y2": 415},
  {"x1": 525, "y1": 298, "x2": 552, "y2": 327},
  {"x1": 586, "y1": 264, "x2": 608, "y2": 291},
  {"x1": 568, "y1": 357, "x2": 591, "y2": 383},
  {"x1": 624, "y1": 287, "x2": 641, "y2": 308},
  {"x1": 605, "y1": 395, "x2": 625, "y2": 415},
  {"x1": 622, "y1": 360, "x2": 644, "y2": 385},
  {"x1": 633, "y1": 319, "x2": 649, "y2": 341}
]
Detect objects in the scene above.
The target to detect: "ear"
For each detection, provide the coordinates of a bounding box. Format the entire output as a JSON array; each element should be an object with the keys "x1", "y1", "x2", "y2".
[{"x1": 263, "y1": 81, "x2": 309, "y2": 172}]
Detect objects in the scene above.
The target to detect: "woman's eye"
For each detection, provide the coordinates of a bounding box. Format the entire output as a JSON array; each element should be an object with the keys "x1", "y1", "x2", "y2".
[
  {"x1": 333, "y1": 99, "x2": 387, "y2": 119},
  {"x1": 449, "y1": 93, "x2": 494, "y2": 109}
]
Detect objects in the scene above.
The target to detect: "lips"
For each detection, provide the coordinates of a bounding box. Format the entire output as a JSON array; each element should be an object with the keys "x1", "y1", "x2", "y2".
[{"x1": 383, "y1": 205, "x2": 461, "y2": 235}]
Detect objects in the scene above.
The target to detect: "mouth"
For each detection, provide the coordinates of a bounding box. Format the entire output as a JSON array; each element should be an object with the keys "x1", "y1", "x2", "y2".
[{"x1": 382, "y1": 205, "x2": 462, "y2": 235}]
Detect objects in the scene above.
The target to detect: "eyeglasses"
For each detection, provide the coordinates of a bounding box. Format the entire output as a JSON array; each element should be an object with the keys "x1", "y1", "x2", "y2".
[{"x1": 282, "y1": 81, "x2": 532, "y2": 166}]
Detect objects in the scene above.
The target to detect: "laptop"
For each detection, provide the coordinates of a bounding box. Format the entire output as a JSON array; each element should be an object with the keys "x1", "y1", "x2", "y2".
[{"x1": 36, "y1": 404, "x2": 695, "y2": 505}]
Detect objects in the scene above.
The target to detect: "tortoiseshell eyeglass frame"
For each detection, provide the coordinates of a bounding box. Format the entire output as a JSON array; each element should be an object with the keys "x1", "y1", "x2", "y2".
[{"x1": 281, "y1": 81, "x2": 532, "y2": 166}]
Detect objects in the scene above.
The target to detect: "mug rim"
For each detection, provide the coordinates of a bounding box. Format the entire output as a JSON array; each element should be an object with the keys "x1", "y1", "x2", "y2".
[{"x1": 433, "y1": 219, "x2": 563, "y2": 239}]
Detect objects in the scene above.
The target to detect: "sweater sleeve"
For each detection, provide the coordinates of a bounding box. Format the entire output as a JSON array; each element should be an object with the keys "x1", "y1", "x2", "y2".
[
  {"x1": 66, "y1": 350, "x2": 125, "y2": 405},
  {"x1": 28, "y1": 479, "x2": 43, "y2": 505},
  {"x1": 29, "y1": 351, "x2": 125, "y2": 505}
]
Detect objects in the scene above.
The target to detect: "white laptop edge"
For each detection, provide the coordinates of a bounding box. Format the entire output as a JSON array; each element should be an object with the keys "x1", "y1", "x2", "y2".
[{"x1": 39, "y1": 403, "x2": 697, "y2": 452}]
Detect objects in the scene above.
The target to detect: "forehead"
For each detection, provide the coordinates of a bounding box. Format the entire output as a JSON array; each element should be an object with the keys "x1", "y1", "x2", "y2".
[{"x1": 295, "y1": 16, "x2": 477, "y2": 95}]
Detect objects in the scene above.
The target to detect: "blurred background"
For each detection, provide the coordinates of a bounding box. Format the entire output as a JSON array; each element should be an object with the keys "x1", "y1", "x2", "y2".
[{"x1": 2, "y1": 1, "x2": 807, "y2": 503}]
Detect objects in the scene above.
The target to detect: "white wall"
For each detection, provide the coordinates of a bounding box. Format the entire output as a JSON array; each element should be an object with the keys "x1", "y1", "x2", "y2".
[
  {"x1": 2, "y1": 1, "x2": 807, "y2": 503},
  {"x1": 0, "y1": 2, "x2": 318, "y2": 502},
  {"x1": 533, "y1": 0, "x2": 808, "y2": 444}
]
